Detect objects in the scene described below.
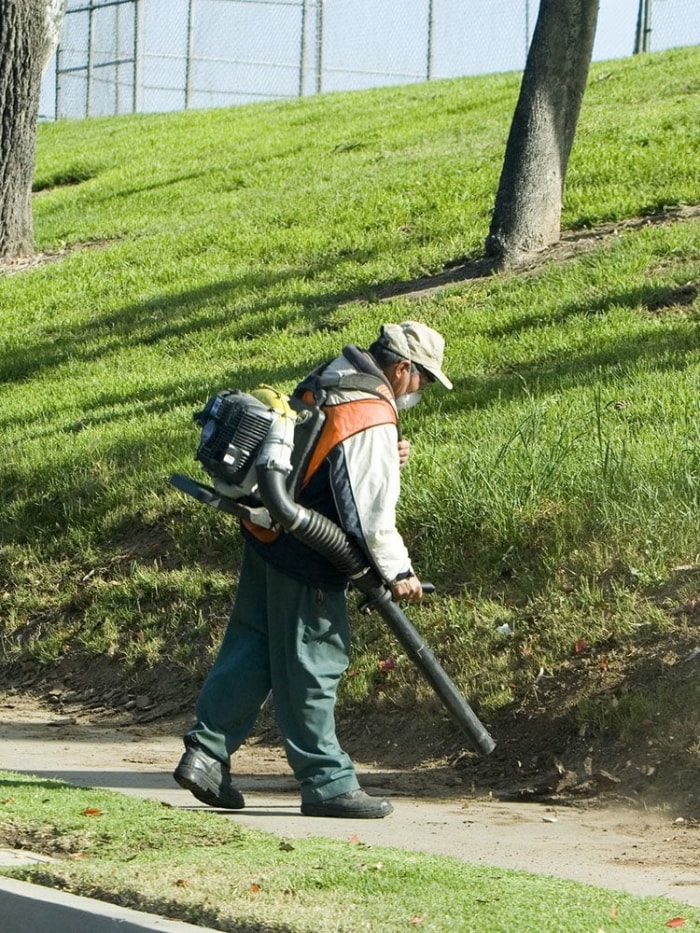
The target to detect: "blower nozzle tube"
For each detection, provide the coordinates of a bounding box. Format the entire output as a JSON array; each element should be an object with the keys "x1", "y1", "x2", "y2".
[{"x1": 255, "y1": 419, "x2": 496, "y2": 757}]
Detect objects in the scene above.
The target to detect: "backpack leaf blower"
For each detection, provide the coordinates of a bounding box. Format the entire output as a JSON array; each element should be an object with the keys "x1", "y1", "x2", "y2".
[{"x1": 171, "y1": 386, "x2": 496, "y2": 757}]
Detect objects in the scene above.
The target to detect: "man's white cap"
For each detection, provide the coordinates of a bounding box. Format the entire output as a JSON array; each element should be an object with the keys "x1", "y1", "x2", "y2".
[{"x1": 380, "y1": 321, "x2": 453, "y2": 389}]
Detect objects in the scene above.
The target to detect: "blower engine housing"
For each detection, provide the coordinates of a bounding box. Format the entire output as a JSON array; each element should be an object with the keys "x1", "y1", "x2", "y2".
[
  {"x1": 193, "y1": 388, "x2": 323, "y2": 503},
  {"x1": 195, "y1": 390, "x2": 278, "y2": 500}
]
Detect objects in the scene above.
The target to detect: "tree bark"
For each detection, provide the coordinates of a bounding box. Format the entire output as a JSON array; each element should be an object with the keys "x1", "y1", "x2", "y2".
[
  {"x1": 486, "y1": 0, "x2": 600, "y2": 269},
  {"x1": 0, "y1": 0, "x2": 64, "y2": 260}
]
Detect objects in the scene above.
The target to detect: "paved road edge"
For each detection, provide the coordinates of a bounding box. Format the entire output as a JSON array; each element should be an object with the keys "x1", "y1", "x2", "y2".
[{"x1": 0, "y1": 874, "x2": 219, "y2": 933}]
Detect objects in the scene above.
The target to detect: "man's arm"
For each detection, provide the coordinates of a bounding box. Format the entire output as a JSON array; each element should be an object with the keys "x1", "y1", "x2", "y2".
[{"x1": 334, "y1": 423, "x2": 421, "y2": 597}]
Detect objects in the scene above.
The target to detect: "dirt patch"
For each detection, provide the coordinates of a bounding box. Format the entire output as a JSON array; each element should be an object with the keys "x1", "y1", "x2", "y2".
[
  {"x1": 0, "y1": 238, "x2": 116, "y2": 277},
  {"x1": 4, "y1": 620, "x2": 699, "y2": 819},
  {"x1": 374, "y1": 203, "x2": 700, "y2": 301}
]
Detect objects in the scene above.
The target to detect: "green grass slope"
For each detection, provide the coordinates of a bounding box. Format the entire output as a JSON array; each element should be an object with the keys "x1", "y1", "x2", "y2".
[{"x1": 1, "y1": 47, "x2": 699, "y2": 799}]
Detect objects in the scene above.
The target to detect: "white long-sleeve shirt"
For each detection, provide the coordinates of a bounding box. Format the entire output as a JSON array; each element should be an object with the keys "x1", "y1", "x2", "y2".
[
  {"x1": 244, "y1": 347, "x2": 413, "y2": 588},
  {"x1": 317, "y1": 354, "x2": 412, "y2": 584}
]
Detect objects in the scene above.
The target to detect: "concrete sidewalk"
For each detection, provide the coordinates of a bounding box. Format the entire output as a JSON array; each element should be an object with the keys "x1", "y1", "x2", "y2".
[{"x1": 3, "y1": 710, "x2": 700, "y2": 932}]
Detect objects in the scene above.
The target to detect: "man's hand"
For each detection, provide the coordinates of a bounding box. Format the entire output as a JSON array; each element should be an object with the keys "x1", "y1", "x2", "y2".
[
  {"x1": 390, "y1": 575, "x2": 423, "y2": 603},
  {"x1": 397, "y1": 438, "x2": 411, "y2": 469}
]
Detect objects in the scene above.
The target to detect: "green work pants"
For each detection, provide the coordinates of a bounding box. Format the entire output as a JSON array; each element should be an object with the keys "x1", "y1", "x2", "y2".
[{"x1": 186, "y1": 545, "x2": 360, "y2": 803}]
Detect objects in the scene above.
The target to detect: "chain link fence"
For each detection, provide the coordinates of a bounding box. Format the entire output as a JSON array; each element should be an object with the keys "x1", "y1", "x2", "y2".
[{"x1": 39, "y1": 0, "x2": 700, "y2": 121}]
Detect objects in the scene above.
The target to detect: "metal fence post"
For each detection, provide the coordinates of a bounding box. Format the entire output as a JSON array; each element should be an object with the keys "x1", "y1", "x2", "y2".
[
  {"x1": 634, "y1": 0, "x2": 653, "y2": 53},
  {"x1": 426, "y1": 0, "x2": 434, "y2": 80},
  {"x1": 315, "y1": 0, "x2": 323, "y2": 94},
  {"x1": 299, "y1": 0, "x2": 308, "y2": 96},
  {"x1": 185, "y1": 0, "x2": 195, "y2": 108},
  {"x1": 86, "y1": 0, "x2": 96, "y2": 116},
  {"x1": 115, "y1": 0, "x2": 122, "y2": 112},
  {"x1": 54, "y1": 35, "x2": 61, "y2": 120},
  {"x1": 525, "y1": 0, "x2": 531, "y2": 55},
  {"x1": 133, "y1": 0, "x2": 141, "y2": 113}
]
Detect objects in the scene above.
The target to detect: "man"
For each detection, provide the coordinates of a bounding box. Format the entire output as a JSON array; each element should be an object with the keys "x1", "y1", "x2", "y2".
[{"x1": 174, "y1": 321, "x2": 452, "y2": 818}]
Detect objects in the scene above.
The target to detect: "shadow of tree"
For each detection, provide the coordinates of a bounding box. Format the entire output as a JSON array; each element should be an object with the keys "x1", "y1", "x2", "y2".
[
  {"x1": 422, "y1": 284, "x2": 700, "y2": 418},
  {"x1": 486, "y1": 281, "x2": 698, "y2": 340},
  {"x1": 0, "y1": 248, "x2": 375, "y2": 385},
  {"x1": 3, "y1": 266, "x2": 697, "y2": 571}
]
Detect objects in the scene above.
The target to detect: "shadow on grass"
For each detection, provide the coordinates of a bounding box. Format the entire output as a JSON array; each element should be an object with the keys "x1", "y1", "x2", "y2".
[
  {"x1": 2, "y1": 268, "x2": 697, "y2": 425},
  {"x1": 431, "y1": 286, "x2": 699, "y2": 417},
  {"x1": 0, "y1": 250, "x2": 375, "y2": 386},
  {"x1": 486, "y1": 281, "x2": 699, "y2": 340},
  {"x1": 2, "y1": 259, "x2": 698, "y2": 731},
  {"x1": 3, "y1": 269, "x2": 698, "y2": 584}
]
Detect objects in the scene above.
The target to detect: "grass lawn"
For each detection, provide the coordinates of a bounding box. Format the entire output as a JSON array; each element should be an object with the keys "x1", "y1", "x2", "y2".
[
  {"x1": 1, "y1": 770, "x2": 698, "y2": 932},
  {"x1": 0, "y1": 44, "x2": 699, "y2": 926}
]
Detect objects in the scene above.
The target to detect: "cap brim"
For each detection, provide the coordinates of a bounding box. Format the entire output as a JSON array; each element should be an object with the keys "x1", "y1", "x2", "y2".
[{"x1": 426, "y1": 368, "x2": 453, "y2": 390}]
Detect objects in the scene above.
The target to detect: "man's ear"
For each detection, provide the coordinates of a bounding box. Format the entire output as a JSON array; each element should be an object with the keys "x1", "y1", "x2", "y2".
[{"x1": 385, "y1": 358, "x2": 410, "y2": 395}]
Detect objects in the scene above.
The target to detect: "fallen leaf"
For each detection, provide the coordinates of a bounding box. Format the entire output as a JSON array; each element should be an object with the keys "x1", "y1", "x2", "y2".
[
  {"x1": 279, "y1": 841, "x2": 295, "y2": 851},
  {"x1": 574, "y1": 637, "x2": 587, "y2": 654},
  {"x1": 410, "y1": 916, "x2": 427, "y2": 925},
  {"x1": 378, "y1": 656, "x2": 396, "y2": 672},
  {"x1": 82, "y1": 807, "x2": 102, "y2": 817},
  {"x1": 665, "y1": 919, "x2": 686, "y2": 929},
  {"x1": 542, "y1": 815, "x2": 558, "y2": 823},
  {"x1": 2, "y1": 797, "x2": 16, "y2": 805},
  {"x1": 349, "y1": 834, "x2": 360, "y2": 844},
  {"x1": 250, "y1": 883, "x2": 261, "y2": 893},
  {"x1": 610, "y1": 905, "x2": 618, "y2": 918},
  {"x1": 175, "y1": 879, "x2": 189, "y2": 888}
]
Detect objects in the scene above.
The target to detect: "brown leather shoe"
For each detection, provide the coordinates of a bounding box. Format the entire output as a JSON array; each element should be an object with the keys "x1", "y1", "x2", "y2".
[{"x1": 301, "y1": 789, "x2": 393, "y2": 819}]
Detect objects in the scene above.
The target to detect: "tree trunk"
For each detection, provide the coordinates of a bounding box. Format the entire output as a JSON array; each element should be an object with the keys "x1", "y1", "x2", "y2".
[
  {"x1": 0, "y1": 0, "x2": 62, "y2": 261},
  {"x1": 485, "y1": 0, "x2": 600, "y2": 269}
]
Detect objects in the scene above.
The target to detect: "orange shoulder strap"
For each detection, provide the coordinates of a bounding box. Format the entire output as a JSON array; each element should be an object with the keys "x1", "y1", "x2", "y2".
[
  {"x1": 302, "y1": 397, "x2": 397, "y2": 485},
  {"x1": 242, "y1": 393, "x2": 396, "y2": 542}
]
